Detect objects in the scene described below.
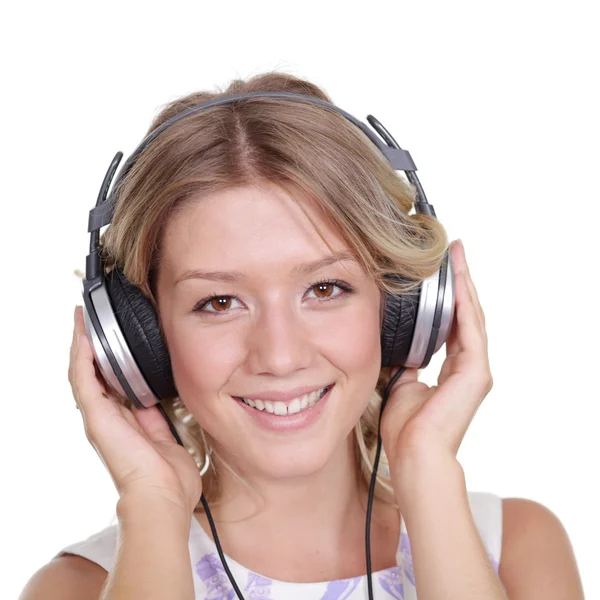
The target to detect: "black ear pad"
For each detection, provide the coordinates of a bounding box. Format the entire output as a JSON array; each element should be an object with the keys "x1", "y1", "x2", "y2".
[
  {"x1": 380, "y1": 275, "x2": 421, "y2": 368},
  {"x1": 105, "y1": 268, "x2": 177, "y2": 400}
]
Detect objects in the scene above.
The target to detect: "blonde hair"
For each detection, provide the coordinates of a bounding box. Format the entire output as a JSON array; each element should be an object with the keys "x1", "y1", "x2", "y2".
[{"x1": 99, "y1": 70, "x2": 448, "y2": 513}]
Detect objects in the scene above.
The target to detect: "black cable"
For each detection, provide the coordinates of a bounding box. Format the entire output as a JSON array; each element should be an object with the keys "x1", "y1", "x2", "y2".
[
  {"x1": 199, "y1": 493, "x2": 246, "y2": 600},
  {"x1": 156, "y1": 368, "x2": 406, "y2": 600},
  {"x1": 365, "y1": 366, "x2": 406, "y2": 600},
  {"x1": 156, "y1": 403, "x2": 183, "y2": 445}
]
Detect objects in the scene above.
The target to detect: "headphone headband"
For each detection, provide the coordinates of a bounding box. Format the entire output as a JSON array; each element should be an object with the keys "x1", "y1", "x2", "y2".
[{"x1": 87, "y1": 91, "x2": 429, "y2": 237}]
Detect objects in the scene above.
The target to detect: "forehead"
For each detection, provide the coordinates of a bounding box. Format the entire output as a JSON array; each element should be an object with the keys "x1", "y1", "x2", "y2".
[{"x1": 160, "y1": 182, "x2": 352, "y2": 280}]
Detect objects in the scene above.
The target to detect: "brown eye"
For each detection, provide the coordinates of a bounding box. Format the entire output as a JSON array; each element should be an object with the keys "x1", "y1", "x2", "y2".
[
  {"x1": 313, "y1": 282, "x2": 335, "y2": 298},
  {"x1": 210, "y1": 297, "x2": 232, "y2": 311},
  {"x1": 306, "y1": 279, "x2": 355, "y2": 303}
]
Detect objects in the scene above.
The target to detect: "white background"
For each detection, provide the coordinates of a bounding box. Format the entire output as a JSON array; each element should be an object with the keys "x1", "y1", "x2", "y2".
[{"x1": 3, "y1": 1, "x2": 597, "y2": 597}]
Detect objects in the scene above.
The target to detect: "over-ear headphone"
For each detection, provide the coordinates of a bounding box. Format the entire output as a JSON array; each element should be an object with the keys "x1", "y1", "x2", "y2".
[
  {"x1": 80, "y1": 91, "x2": 456, "y2": 600},
  {"x1": 82, "y1": 91, "x2": 455, "y2": 411}
]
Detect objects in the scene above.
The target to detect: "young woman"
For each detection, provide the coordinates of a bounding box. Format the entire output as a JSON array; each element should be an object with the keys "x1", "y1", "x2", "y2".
[{"x1": 20, "y1": 72, "x2": 583, "y2": 600}]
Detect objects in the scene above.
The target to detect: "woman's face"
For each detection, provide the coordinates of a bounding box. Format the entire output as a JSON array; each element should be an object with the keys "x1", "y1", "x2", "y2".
[{"x1": 156, "y1": 181, "x2": 383, "y2": 479}]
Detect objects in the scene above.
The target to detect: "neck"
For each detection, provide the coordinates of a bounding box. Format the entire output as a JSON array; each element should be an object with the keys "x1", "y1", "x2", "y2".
[
  {"x1": 194, "y1": 433, "x2": 400, "y2": 582},
  {"x1": 213, "y1": 433, "x2": 363, "y2": 527},
  {"x1": 198, "y1": 434, "x2": 381, "y2": 549}
]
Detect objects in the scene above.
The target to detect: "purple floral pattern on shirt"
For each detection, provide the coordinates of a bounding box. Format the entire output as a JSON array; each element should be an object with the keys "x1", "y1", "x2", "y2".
[
  {"x1": 378, "y1": 567, "x2": 404, "y2": 599},
  {"x1": 196, "y1": 552, "x2": 239, "y2": 599},
  {"x1": 318, "y1": 576, "x2": 362, "y2": 599},
  {"x1": 244, "y1": 572, "x2": 273, "y2": 598},
  {"x1": 196, "y1": 552, "x2": 275, "y2": 599}
]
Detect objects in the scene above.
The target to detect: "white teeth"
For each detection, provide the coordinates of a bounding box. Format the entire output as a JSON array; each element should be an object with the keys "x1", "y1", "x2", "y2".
[
  {"x1": 287, "y1": 398, "x2": 301, "y2": 415},
  {"x1": 241, "y1": 386, "x2": 329, "y2": 415}
]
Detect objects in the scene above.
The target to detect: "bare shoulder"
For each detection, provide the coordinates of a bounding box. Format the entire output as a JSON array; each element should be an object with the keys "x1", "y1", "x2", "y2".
[
  {"x1": 18, "y1": 553, "x2": 108, "y2": 600},
  {"x1": 499, "y1": 497, "x2": 585, "y2": 599}
]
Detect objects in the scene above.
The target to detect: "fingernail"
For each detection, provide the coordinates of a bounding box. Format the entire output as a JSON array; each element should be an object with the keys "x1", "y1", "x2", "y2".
[
  {"x1": 76, "y1": 333, "x2": 81, "y2": 350},
  {"x1": 74, "y1": 305, "x2": 78, "y2": 322}
]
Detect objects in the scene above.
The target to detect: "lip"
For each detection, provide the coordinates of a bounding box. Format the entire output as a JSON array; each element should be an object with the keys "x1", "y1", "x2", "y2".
[
  {"x1": 234, "y1": 382, "x2": 332, "y2": 404},
  {"x1": 233, "y1": 383, "x2": 335, "y2": 433}
]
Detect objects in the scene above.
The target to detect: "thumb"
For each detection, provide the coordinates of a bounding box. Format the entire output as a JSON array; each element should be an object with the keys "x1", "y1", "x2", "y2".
[
  {"x1": 380, "y1": 367, "x2": 433, "y2": 449},
  {"x1": 382, "y1": 366, "x2": 429, "y2": 420},
  {"x1": 386, "y1": 366, "x2": 419, "y2": 394}
]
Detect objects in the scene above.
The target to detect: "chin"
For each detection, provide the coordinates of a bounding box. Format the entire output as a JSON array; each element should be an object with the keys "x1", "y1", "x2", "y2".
[{"x1": 244, "y1": 443, "x2": 334, "y2": 480}]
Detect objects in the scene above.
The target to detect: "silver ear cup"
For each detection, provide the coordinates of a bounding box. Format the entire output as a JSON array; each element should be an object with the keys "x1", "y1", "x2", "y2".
[
  {"x1": 81, "y1": 279, "x2": 161, "y2": 408},
  {"x1": 404, "y1": 251, "x2": 456, "y2": 368},
  {"x1": 434, "y1": 253, "x2": 456, "y2": 354},
  {"x1": 82, "y1": 304, "x2": 126, "y2": 399}
]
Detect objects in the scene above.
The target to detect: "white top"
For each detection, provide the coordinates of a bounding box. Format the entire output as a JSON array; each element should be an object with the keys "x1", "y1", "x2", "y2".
[{"x1": 55, "y1": 490, "x2": 502, "y2": 599}]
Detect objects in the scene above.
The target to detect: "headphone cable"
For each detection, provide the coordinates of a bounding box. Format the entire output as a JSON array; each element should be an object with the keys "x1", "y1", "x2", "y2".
[{"x1": 365, "y1": 366, "x2": 406, "y2": 600}]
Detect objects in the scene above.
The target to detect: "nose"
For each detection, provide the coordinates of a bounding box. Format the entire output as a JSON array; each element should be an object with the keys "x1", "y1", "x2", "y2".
[{"x1": 244, "y1": 300, "x2": 313, "y2": 377}]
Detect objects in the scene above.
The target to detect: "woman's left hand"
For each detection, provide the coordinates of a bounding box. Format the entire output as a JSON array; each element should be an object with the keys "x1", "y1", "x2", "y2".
[{"x1": 380, "y1": 239, "x2": 493, "y2": 472}]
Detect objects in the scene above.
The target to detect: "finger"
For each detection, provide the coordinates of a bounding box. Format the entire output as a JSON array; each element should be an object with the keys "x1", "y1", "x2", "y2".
[
  {"x1": 453, "y1": 241, "x2": 486, "y2": 334},
  {"x1": 458, "y1": 262, "x2": 486, "y2": 339},
  {"x1": 391, "y1": 365, "x2": 419, "y2": 385},
  {"x1": 70, "y1": 306, "x2": 98, "y2": 381},
  {"x1": 69, "y1": 306, "x2": 83, "y2": 384},
  {"x1": 69, "y1": 306, "x2": 88, "y2": 408},
  {"x1": 453, "y1": 267, "x2": 487, "y2": 356},
  {"x1": 449, "y1": 243, "x2": 486, "y2": 346},
  {"x1": 131, "y1": 404, "x2": 180, "y2": 445},
  {"x1": 73, "y1": 306, "x2": 109, "y2": 392},
  {"x1": 464, "y1": 274, "x2": 487, "y2": 342},
  {"x1": 71, "y1": 308, "x2": 122, "y2": 423},
  {"x1": 381, "y1": 367, "x2": 429, "y2": 416},
  {"x1": 461, "y1": 262, "x2": 485, "y2": 331},
  {"x1": 463, "y1": 271, "x2": 484, "y2": 327}
]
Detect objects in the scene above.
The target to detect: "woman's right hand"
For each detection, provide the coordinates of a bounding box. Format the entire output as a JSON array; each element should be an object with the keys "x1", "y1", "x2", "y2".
[{"x1": 68, "y1": 305, "x2": 203, "y2": 518}]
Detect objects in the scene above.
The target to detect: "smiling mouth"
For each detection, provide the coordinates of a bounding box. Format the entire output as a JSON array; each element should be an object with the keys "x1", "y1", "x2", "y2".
[{"x1": 234, "y1": 384, "x2": 333, "y2": 416}]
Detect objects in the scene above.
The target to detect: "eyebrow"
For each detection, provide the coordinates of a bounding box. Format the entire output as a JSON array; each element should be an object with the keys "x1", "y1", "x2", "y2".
[{"x1": 173, "y1": 251, "x2": 358, "y2": 286}]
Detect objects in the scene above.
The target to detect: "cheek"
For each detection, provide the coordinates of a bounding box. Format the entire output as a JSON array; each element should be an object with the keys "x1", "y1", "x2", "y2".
[
  {"x1": 323, "y1": 296, "x2": 382, "y2": 378},
  {"x1": 168, "y1": 325, "x2": 242, "y2": 397},
  {"x1": 336, "y1": 304, "x2": 382, "y2": 413},
  {"x1": 330, "y1": 293, "x2": 383, "y2": 425},
  {"x1": 166, "y1": 325, "x2": 247, "y2": 445}
]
